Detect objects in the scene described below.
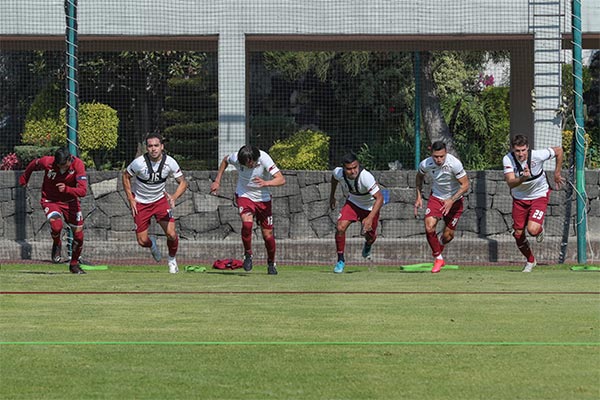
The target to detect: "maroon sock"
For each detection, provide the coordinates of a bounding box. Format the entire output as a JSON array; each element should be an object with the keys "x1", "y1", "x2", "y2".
[
  {"x1": 264, "y1": 235, "x2": 276, "y2": 263},
  {"x1": 426, "y1": 231, "x2": 442, "y2": 257},
  {"x1": 335, "y1": 233, "x2": 346, "y2": 255},
  {"x1": 70, "y1": 230, "x2": 84, "y2": 265},
  {"x1": 167, "y1": 235, "x2": 178, "y2": 257},
  {"x1": 49, "y1": 219, "x2": 63, "y2": 245},
  {"x1": 242, "y1": 221, "x2": 253, "y2": 255},
  {"x1": 514, "y1": 232, "x2": 535, "y2": 262}
]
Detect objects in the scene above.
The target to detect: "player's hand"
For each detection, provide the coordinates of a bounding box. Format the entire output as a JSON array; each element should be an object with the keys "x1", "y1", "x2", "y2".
[
  {"x1": 210, "y1": 181, "x2": 220, "y2": 195},
  {"x1": 361, "y1": 220, "x2": 373, "y2": 236},
  {"x1": 441, "y1": 199, "x2": 453, "y2": 216},
  {"x1": 522, "y1": 165, "x2": 531, "y2": 178},
  {"x1": 414, "y1": 198, "x2": 422, "y2": 218},
  {"x1": 128, "y1": 198, "x2": 138, "y2": 217},
  {"x1": 56, "y1": 183, "x2": 66, "y2": 192},
  {"x1": 329, "y1": 197, "x2": 336, "y2": 210},
  {"x1": 165, "y1": 191, "x2": 175, "y2": 209},
  {"x1": 554, "y1": 172, "x2": 565, "y2": 189},
  {"x1": 252, "y1": 176, "x2": 266, "y2": 187}
]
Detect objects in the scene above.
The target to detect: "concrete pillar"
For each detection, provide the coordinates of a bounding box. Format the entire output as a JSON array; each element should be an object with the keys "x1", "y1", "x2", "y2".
[
  {"x1": 510, "y1": 43, "x2": 535, "y2": 144},
  {"x1": 218, "y1": 31, "x2": 246, "y2": 161}
]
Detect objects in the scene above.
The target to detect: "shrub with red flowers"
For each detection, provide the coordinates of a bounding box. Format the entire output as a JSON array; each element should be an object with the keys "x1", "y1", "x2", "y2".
[{"x1": 0, "y1": 153, "x2": 21, "y2": 170}]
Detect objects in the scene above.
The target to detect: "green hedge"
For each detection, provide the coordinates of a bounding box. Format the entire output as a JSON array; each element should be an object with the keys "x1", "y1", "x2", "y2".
[
  {"x1": 269, "y1": 129, "x2": 330, "y2": 170},
  {"x1": 14, "y1": 145, "x2": 60, "y2": 166}
]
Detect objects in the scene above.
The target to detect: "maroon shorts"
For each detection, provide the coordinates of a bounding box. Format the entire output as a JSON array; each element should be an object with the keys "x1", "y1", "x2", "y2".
[
  {"x1": 512, "y1": 191, "x2": 550, "y2": 230},
  {"x1": 134, "y1": 196, "x2": 174, "y2": 233},
  {"x1": 235, "y1": 195, "x2": 273, "y2": 229},
  {"x1": 41, "y1": 199, "x2": 83, "y2": 227},
  {"x1": 424, "y1": 195, "x2": 464, "y2": 230},
  {"x1": 338, "y1": 201, "x2": 380, "y2": 232}
]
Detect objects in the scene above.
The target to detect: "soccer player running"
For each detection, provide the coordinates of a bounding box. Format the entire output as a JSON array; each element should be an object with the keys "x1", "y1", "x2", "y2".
[
  {"x1": 414, "y1": 141, "x2": 470, "y2": 273},
  {"x1": 123, "y1": 133, "x2": 188, "y2": 273},
  {"x1": 210, "y1": 145, "x2": 285, "y2": 275},
  {"x1": 329, "y1": 152, "x2": 384, "y2": 274},
  {"x1": 502, "y1": 134, "x2": 564, "y2": 272},
  {"x1": 19, "y1": 147, "x2": 88, "y2": 274}
]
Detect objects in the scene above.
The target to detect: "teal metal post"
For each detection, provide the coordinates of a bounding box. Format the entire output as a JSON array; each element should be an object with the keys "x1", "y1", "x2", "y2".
[
  {"x1": 65, "y1": 0, "x2": 78, "y2": 262},
  {"x1": 414, "y1": 52, "x2": 421, "y2": 168},
  {"x1": 65, "y1": 0, "x2": 78, "y2": 156},
  {"x1": 572, "y1": 0, "x2": 587, "y2": 264}
]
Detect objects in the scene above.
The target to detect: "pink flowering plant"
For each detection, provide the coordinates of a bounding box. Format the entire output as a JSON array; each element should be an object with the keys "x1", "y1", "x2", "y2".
[{"x1": 0, "y1": 153, "x2": 21, "y2": 170}]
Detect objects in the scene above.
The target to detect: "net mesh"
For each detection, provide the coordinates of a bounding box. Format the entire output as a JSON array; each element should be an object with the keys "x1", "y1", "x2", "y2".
[{"x1": 0, "y1": 1, "x2": 598, "y2": 266}]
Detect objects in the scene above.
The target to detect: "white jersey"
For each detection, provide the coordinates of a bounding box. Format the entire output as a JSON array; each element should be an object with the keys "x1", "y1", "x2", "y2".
[
  {"x1": 333, "y1": 167, "x2": 380, "y2": 211},
  {"x1": 418, "y1": 153, "x2": 467, "y2": 200},
  {"x1": 229, "y1": 150, "x2": 280, "y2": 202},
  {"x1": 503, "y1": 148, "x2": 555, "y2": 200},
  {"x1": 126, "y1": 154, "x2": 183, "y2": 204}
]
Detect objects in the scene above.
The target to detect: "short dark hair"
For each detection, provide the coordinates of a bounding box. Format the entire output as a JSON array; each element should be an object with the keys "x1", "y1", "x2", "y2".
[
  {"x1": 431, "y1": 141, "x2": 447, "y2": 152},
  {"x1": 511, "y1": 134, "x2": 529, "y2": 147},
  {"x1": 54, "y1": 147, "x2": 72, "y2": 165},
  {"x1": 238, "y1": 145, "x2": 260, "y2": 166},
  {"x1": 341, "y1": 152, "x2": 358, "y2": 165},
  {"x1": 145, "y1": 132, "x2": 164, "y2": 145}
]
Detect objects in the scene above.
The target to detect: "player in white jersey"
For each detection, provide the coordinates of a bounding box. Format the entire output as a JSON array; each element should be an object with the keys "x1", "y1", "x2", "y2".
[
  {"x1": 329, "y1": 152, "x2": 384, "y2": 273},
  {"x1": 210, "y1": 145, "x2": 286, "y2": 275},
  {"x1": 415, "y1": 141, "x2": 470, "y2": 273},
  {"x1": 123, "y1": 133, "x2": 188, "y2": 273},
  {"x1": 503, "y1": 134, "x2": 564, "y2": 272}
]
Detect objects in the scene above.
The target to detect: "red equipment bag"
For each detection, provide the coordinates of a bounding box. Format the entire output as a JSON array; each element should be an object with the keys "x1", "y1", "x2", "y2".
[{"x1": 212, "y1": 258, "x2": 244, "y2": 270}]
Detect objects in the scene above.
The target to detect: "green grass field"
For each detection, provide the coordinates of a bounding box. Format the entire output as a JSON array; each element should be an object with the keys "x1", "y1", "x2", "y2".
[{"x1": 1, "y1": 263, "x2": 599, "y2": 400}]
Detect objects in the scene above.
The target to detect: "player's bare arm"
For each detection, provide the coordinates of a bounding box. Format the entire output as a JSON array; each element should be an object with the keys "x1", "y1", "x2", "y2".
[
  {"x1": 504, "y1": 170, "x2": 530, "y2": 189},
  {"x1": 442, "y1": 175, "x2": 469, "y2": 215},
  {"x1": 552, "y1": 146, "x2": 565, "y2": 189},
  {"x1": 166, "y1": 175, "x2": 188, "y2": 208},
  {"x1": 210, "y1": 156, "x2": 229, "y2": 195},
  {"x1": 329, "y1": 179, "x2": 339, "y2": 210},
  {"x1": 363, "y1": 190, "x2": 384, "y2": 231},
  {"x1": 253, "y1": 171, "x2": 286, "y2": 188},
  {"x1": 122, "y1": 171, "x2": 138, "y2": 216},
  {"x1": 414, "y1": 171, "x2": 424, "y2": 217}
]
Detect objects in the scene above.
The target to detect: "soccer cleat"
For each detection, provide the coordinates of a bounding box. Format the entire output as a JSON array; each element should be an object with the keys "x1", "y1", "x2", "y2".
[
  {"x1": 69, "y1": 263, "x2": 86, "y2": 274},
  {"x1": 51, "y1": 243, "x2": 62, "y2": 264},
  {"x1": 362, "y1": 242, "x2": 373, "y2": 260},
  {"x1": 267, "y1": 262, "x2": 278, "y2": 275},
  {"x1": 536, "y1": 228, "x2": 544, "y2": 243},
  {"x1": 168, "y1": 256, "x2": 179, "y2": 274},
  {"x1": 243, "y1": 254, "x2": 253, "y2": 271},
  {"x1": 522, "y1": 260, "x2": 536, "y2": 273},
  {"x1": 431, "y1": 258, "x2": 445, "y2": 273},
  {"x1": 149, "y1": 236, "x2": 162, "y2": 262},
  {"x1": 334, "y1": 260, "x2": 345, "y2": 274}
]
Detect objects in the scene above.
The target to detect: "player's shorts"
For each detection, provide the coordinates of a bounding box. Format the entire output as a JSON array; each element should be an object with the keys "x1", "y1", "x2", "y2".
[
  {"x1": 235, "y1": 195, "x2": 273, "y2": 229},
  {"x1": 424, "y1": 195, "x2": 464, "y2": 231},
  {"x1": 511, "y1": 191, "x2": 550, "y2": 230},
  {"x1": 338, "y1": 200, "x2": 380, "y2": 232},
  {"x1": 41, "y1": 199, "x2": 83, "y2": 228},
  {"x1": 134, "y1": 196, "x2": 174, "y2": 233}
]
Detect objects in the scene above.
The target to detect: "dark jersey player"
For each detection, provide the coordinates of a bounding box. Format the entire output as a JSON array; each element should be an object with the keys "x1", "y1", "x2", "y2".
[{"x1": 19, "y1": 147, "x2": 88, "y2": 274}]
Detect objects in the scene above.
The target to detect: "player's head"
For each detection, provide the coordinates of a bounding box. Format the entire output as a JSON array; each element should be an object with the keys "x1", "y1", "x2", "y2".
[
  {"x1": 341, "y1": 152, "x2": 360, "y2": 180},
  {"x1": 238, "y1": 145, "x2": 260, "y2": 168},
  {"x1": 511, "y1": 135, "x2": 529, "y2": 162},
  {"x1": 145, "y1": 132, "x2": 165, "y2": 160},
  {"x1": 54, "y1": 147, "x2": 73, "y2": 168},
  {"x1": 430, "y1": 141, "x2": 447, "y2": 166}
]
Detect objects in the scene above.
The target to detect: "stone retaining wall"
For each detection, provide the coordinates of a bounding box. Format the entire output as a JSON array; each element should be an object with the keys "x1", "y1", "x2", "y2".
[{"x1": 1, "y1": 169, "x2": 598, "y2": 264}]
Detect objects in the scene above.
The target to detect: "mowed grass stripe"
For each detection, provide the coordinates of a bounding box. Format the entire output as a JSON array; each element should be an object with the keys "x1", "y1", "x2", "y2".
[
  {"x1": 2, "y1": 291, "x2": 599, "y2": 295},
  {"x1": 1, "y1": 341, "x2": 598, "y2": 346}
]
